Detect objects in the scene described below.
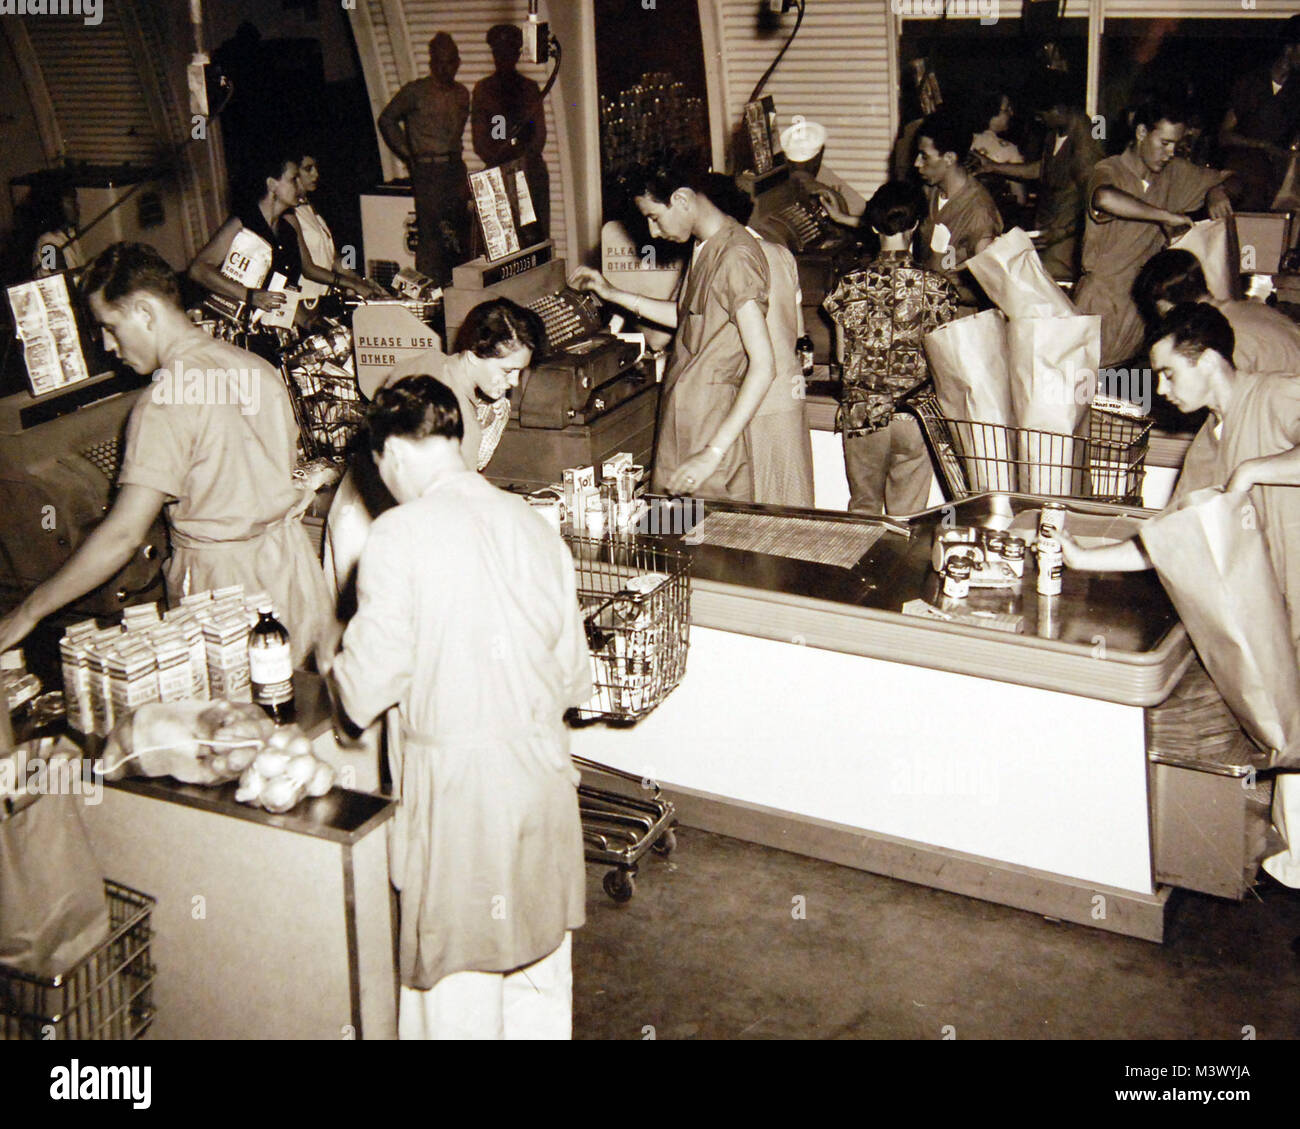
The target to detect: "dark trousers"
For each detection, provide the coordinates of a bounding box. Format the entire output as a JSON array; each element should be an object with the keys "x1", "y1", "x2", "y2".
[{"x1": 410, "y1": 156, "x2": 470, "y2": 286}]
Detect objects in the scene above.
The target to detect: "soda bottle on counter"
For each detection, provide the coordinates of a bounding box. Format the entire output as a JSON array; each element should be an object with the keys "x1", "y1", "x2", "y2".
[{"x1": 248, "y1": 606, "x2": 296, "y2": 724}]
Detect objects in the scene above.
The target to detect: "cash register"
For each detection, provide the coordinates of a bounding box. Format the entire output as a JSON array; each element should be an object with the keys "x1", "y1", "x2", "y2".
[
  {"x1": 0, "y1": 272, "x2": 165, "y2": 615},
  {"x1": 739, "y1": 108, "x2": 862, "y2": 365}
]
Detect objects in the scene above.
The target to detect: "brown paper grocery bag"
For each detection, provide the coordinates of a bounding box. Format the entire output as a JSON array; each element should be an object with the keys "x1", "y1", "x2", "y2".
[
  {"x1": 922, "y1": 309, "x2": 1016, "y2": 491},
  {"x1": 1141, "y1": 487, "x2": 1300, "y2": 768},
  {"x1": 1006, "y1": 315, "x2": 1100, "y2": 496},
  {"x1": 0, "y1": 783, "x2": 111, "y2": 979},
  {"x1": 1169, "y1": 219, "x2": 1234, "y2": 300},
  {"x1": 965, "y1": 227, "x2": 1077, "y2": 320}
]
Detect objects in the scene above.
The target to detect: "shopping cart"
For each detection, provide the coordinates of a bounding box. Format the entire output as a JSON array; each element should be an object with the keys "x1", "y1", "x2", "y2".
[
  {"x1": 565, "y1": 533, "x2": 690, "y2": 902},
  {"x1": 282, "y1": 323, "x2": 366, "y2": 460},
  {"x1": 903, "y1": 388, "x2": 1153, "y2": 505},
  {"x1": 0, "y1": 880, "x2": 156, "y2": 1040}
]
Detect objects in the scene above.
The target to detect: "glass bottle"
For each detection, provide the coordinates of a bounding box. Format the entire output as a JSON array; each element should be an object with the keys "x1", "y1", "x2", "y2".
[{"x1": 248, "y1": 606, "x2": 296, "y2": 724}]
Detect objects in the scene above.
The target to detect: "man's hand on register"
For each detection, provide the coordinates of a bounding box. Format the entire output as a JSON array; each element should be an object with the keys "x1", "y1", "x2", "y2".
[{"x1": 568, "y1": 266, "x2": 614, "y2": 304}]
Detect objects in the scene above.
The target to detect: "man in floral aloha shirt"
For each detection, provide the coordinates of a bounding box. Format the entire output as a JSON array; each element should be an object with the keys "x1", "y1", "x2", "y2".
[{"x1": 823, "y1": 181, "x2": 959, "y2": 515}]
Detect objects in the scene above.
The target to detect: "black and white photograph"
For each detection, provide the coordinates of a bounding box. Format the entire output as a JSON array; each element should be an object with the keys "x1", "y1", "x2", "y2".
[{"x1": 0, "y1": 0, "x2": 1298, "y2": 1105}]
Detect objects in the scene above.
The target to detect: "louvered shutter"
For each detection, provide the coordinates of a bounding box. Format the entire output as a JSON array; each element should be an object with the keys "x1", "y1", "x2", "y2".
[
  {"x1": 23, "y1": 7, "x2": 162, "y2": 165},
  {"x1": 362, "y1": 0, "x2": 569, "y2": 264},
  {"x1": 1101, "y1": 1, "x2": 1295, "y2": 17},
  {"x1": 714, "y1": 0, "x2": 897, "y2": 199}
]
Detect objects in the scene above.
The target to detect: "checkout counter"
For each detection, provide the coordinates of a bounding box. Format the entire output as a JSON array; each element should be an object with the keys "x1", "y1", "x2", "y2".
[
  {"x1": 570, "y1": 490, "x2": 1264, "y2": 943},
  {"x1": 70, "y1": 673, "x2": 399, "y2": 1040}
]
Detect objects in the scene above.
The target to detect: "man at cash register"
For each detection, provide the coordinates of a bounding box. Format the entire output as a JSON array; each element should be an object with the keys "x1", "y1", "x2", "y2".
[{"x1": 0, "y1": 243, "x2": 331, "y2": 665}]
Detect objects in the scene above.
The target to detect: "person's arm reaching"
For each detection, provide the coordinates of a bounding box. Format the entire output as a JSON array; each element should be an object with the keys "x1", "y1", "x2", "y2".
[
  {"x1": 1227, "y1": 444, "x2": 1300, "y2": 492},
  {"x1": 188, "y1": 218, "x2": 285, "y2": 312},
  {"x1": 330, "y1": 517, "x2": 416, "y2": 731},
  {"x1": 1204, "y1": 182, "x2": 1235, "y2": 220},
  {"x1": 1091, "y1": 185, "x2": 1191, "y2": 233},
  {"x1": 663, "y1": 298, "x2": 775, "y2": 495},
  {"x1": 0, "y1": 484, "x2": 165, "y2": 653},
  {"x1": 974, "y1": 155, "x2": 1042, "y2": 181},
  {"x1": 283, "y1": 213, "x2": 383, "y2": 298},
  {"x1": 1056, "y1": 529, "x2": 1153, "y2": 572},
  {"x1": 568, "y1": 266, "x2": 678, "y2": 329}
]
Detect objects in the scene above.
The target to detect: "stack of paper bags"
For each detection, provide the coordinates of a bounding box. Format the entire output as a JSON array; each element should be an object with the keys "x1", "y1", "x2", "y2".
[
  {"x1": 966, "y1": 228, "x2": 1101, "y2": 496},
  {"x1": 922, "y1": 310, "x2": 1016, "y2": 491}
]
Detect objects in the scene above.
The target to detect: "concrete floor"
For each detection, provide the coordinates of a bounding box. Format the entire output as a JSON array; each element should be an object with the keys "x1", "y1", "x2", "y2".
[{"x1": 573, "y1": 827, "x2": 1300, "y2": 1040}]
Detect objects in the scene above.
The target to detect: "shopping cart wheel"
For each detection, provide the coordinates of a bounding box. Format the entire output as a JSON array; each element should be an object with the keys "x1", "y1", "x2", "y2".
[
  {"x1": 651, "y1": 829, "x2": 677, "y2": 856},
  {"x1": 603, "y1": 868, "x2": 636, "y2": 903}
]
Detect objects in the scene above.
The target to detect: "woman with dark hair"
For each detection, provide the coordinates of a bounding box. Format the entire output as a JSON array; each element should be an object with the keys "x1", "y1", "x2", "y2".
[
  {"x1": 970, "y1": 90, "x2": 1026, "y2": 209},
  {"x1": 569, "y1": 155, "x2": 775, "y2": 501},
  {"x1": 188, "y1": 150, "x2": 305, "y2": 336},
  {"x1": 286, "y1": 150, "x2": 386, "y2": 301},
  {"x1": 322, "y1": 297, "x2": 545, "y2": 610}
]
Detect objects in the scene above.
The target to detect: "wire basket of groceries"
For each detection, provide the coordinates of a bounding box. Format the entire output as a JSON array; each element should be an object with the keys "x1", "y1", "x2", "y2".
[
  {"x1": 904, "y1": 388, "x2": 1153, "y2": 505},
  {"x1": 565, "y1": 534, "x2": 691, "y2": 724},
  {"x1": 1, "y1": 880, "x2": 156, "y2": 1041},
  {"x1": 281, "y1": 323, "x2": 364, "y2": 459}
]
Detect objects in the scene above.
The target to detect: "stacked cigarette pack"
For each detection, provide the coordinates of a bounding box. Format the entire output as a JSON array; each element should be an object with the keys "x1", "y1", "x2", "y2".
[{"x1": 58, "y1": 586, "x2": 283, "y2": 733}]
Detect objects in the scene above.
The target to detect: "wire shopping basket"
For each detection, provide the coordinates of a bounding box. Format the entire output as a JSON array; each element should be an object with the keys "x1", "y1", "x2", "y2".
[
  {"x1": 904, "y1": 388, "x2": 1153, "y2": 505},
  {"x1": 565, "y1": 534, "x2": 691, "y2": 724},
  {"x1": 1, "y1": 880, "x2": 157, "y2": 1040},
  {"x1": 284, "y1": 361, "x2": 366, "y2": 460}
]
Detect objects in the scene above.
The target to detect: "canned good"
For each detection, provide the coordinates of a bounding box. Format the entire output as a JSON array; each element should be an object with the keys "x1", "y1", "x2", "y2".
[
  {"x1": 943, "y1": 554, "x2": 973, "y2": 599},
  {"x1": 1037, "y1": 593, "x2": 1062, "y2": 639},
  {"x1": 1001, "y1": 537, "x2": 1026, "y2": 579},
  {"x1": 1038, "y1": 502, "x2": 1067, "y2": 541},
  {"x1": 1036, "y1": 537, "x2": 1064, "y2": 596},
  {"x1": 985, "y1": 533, "x2": 1007, "y2": 558}
]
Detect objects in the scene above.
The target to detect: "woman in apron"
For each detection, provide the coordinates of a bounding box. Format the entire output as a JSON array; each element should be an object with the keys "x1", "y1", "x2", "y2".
[{"x1": 188, "y1": 150, "x2": 308, "y2": 356}]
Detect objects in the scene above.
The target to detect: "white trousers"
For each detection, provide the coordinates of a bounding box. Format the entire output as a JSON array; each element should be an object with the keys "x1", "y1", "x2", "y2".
[
  {"x1": 397, "y1": 933, "x2": 573, "y2": 1040},
  {"x1": 1263, "y1": 773, "x2": 1300, "y2": 887}
]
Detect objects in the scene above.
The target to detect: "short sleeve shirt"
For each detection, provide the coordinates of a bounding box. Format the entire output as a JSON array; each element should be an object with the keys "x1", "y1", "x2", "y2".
[
  {"x1": 667, "y1": 217, "x2": 769, "y2": 394},
  {"x1": 1081, "y1": 155, "x2": 1228, "y2": 281},
  {"x1": 1217, "y1": 299, "x2": 1300, "y2": 375},
  {"x1": 919, "y1": 177, "x2": 1003, "y2": 280},
  {"x1": 823, "y1": 250, "x2": 959, "y2": 435},
  {"x1": 381, "y1": 78, "x2": 470, "y2": 157},
  {"x1": 117, "y1": 329, "x2": 302, "y2": 545}
]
